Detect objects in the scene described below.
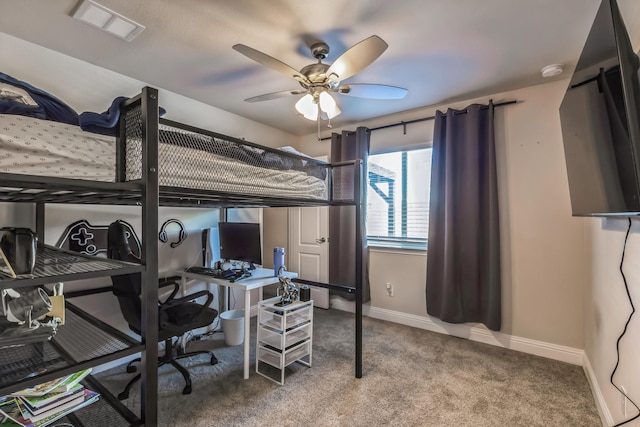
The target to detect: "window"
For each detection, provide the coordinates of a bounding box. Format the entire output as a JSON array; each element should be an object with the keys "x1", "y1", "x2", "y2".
[{"x1": 366, "y1": 148, "x2": 431, "y2": 249}]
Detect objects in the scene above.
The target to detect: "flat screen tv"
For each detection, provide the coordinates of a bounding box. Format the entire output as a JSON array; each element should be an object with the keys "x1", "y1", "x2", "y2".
[
  {"x1": 218, "y1": 222, "x2": 262, "y2": 269},
  {"x1": 560, "y1": 0, "x2": 640, "y2": 216}
]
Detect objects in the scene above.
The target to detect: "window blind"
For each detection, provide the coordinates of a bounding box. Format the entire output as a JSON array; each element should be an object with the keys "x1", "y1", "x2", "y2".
[{"x1": 366, "y1": 148, "x2": 431, "y2": 249}]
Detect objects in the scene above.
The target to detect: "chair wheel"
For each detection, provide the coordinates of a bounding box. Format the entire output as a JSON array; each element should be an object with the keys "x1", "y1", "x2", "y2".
[
  {"x1": 210, "y1": 355, "x2": 218, "y2": 365},
  {"x1": 118, "y1": 391, "x2": 129, "y2": 400},
  {"x1": 182, "y1": 385, "x2": 192, "y2": 395},
  {"x1": 126, "y1": 366, "x2": 137, "y2": 373}
]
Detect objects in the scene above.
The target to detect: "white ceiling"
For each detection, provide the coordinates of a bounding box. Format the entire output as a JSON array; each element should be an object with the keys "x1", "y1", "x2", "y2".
[{"x1": 1, "y1": 0, "x2": 604, "y2": 136}]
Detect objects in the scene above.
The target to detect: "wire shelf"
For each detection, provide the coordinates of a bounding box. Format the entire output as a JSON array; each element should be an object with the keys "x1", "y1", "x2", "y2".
[
  {"x1": 0, "y1": 244, "x2": 144, "y2": 289},
  {"x1": 0, "y1": 302, "x2": 141, "y2": 396}
]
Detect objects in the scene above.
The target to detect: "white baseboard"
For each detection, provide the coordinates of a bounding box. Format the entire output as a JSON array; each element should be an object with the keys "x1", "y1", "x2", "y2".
[
  {"x1": 330, "y1": 297, "x2": 584, "y2": 366},
  {"x1": 582, "y1": 354, "x2": 613, "y2": 427}
]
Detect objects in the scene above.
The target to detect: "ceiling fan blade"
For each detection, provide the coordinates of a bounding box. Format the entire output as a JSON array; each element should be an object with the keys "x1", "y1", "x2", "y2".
[
  {"x1": 337, "y1": 84, "x2": 408, "y2": 100},
  {"x1": 233, "y1": 44, "x2": 310, "y2": 85},
  {"x1": 244, "y1": 89, "x2": 307, "y2": 103},
  {"x1": 326, "y1": 35, "x2": 388, "y2": 83}
]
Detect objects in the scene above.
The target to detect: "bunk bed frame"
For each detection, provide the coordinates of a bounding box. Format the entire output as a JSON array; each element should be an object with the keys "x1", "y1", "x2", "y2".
[{"x1": 0, "y1": 87, "x2": 364, "y2": 426}]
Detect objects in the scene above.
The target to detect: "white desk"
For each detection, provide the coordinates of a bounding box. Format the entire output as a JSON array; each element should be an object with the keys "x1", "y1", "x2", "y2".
[{"x1": 180, "y1": 267, "x2": 297, "y2": 379}]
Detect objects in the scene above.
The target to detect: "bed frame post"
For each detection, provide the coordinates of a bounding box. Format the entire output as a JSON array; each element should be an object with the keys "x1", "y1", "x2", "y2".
[
  {"x1": 115, "y1": 103, "x2": 126, "y2": 183},
  {"x1": 355, "y1": 160, "x2": 364, "y2": 378},
  {"x1": 35, "y1": 202, "x2": 45, "y2": 243},
  {"x1": 139, "y1": 86, "x2": 160, "y2": 425}
]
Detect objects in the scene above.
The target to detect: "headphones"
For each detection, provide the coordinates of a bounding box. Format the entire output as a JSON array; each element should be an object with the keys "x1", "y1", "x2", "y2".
[{"x1": 159, "y1": 219, "x2": 187, "y2": 248}]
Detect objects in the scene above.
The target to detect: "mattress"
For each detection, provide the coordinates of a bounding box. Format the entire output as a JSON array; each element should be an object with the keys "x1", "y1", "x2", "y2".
[{"x1": 0, "y1": 114, "x2": 328, "y2": 200}]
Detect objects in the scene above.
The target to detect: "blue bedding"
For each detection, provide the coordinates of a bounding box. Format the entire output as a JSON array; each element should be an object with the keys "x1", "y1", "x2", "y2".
[
  {"x1": 0, "y1": 72, "x2": 165, "y2": 136},
  {"x1": 79, "y1": 97, "x2": 166, "y2": 136},
  {"x1": 0, "y1": 72, "x2": 79, "y2": 125}
]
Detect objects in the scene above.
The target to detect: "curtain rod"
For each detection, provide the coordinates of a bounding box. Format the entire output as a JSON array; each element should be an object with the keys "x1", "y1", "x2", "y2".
[{"x1": 318, "y1": 99, "x2": 518, "y2": 141}]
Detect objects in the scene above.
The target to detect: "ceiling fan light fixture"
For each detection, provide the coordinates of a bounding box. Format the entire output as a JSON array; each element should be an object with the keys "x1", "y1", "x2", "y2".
[
  {"x1": 234, "y1": 35, "x2": 405, "y2": 124},
  {"x1": 295, "y1": 94, "x2": 318, "y2": 120},
  {"x1": 319, "y1": 91, "x2": 340, "y2": 119}
]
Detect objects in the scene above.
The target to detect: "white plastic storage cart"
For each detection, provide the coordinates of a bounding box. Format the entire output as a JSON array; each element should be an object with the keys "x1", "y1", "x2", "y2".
[{"x1": 256, "y1": 296, "x2": 313, "y2": 385}]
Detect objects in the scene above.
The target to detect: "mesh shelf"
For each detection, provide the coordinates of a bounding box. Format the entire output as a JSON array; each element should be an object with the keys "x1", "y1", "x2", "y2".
[
  {"x1": 125, "y1": 117, "x2": 332, "y2": 201},
  {"x1": 0, "y1": 244, "x2": 144, "y2": 289},
  {"x1": 0, "y1": 302, "x2": 142, "y2": 396}
]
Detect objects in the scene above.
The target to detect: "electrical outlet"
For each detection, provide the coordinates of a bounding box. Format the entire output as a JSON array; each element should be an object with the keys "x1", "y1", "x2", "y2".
[
  {"x1": 386, "y1": 282, "x2": 393, "y2": 297},
  {"x1": 621, "y1": 386, "x2": 627, "y2": 417}
]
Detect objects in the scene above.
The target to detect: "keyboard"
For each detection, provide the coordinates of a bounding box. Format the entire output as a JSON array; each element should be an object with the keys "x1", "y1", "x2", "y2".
[
  {"x1": 184, "y1": 266, "x2": 251, "y2": 281},
  {"x1": 184, "y1": 266, "x2": 223, "y2": 277}
]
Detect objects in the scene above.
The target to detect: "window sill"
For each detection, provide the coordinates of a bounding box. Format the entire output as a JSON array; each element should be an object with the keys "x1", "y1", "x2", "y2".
[
  {"x1": 368, "y1": 241, "x2": 427, "y2": 254},
  {"x1": 368, "y1": 246, "x2": 427, "y2": 257},
  {"x1": 367, "y1": 237, "x2": 429, "y2": 252}
]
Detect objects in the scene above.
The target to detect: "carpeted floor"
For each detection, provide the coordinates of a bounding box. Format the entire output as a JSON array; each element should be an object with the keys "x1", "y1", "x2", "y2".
[{"x1": 96, "y1": 308, "x2": 601, "y2": 427}]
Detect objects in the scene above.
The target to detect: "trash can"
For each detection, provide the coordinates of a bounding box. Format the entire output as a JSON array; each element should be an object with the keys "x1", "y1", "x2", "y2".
[{"x1": 220, "y1": 309, "x2": 245, "y2": 346}]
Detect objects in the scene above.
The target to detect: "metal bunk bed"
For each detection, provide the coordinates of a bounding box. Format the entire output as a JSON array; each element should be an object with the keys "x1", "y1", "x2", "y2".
[{"x1": 0, "y1": 87, "x2": 364, "y2": 426}]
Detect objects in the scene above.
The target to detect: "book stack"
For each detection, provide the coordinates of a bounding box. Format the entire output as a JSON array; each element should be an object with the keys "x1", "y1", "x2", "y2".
[{"x1": 0, "y1": 368, "x2": 99, "y2": 427}]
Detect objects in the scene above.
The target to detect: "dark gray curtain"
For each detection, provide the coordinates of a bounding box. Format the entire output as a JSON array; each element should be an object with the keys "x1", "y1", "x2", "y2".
[
  {"x1": 426, "y1": 101, "x2": 501, "y2": 331},
  {"x1": 329, "y1": 127, "x2": 370, "y2": 303}
]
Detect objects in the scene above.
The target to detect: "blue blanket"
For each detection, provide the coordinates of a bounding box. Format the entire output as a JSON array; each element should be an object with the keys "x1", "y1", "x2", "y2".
[
  {"x1": 0, "y1": 72, "x2": 166, "y2": 136},
  {"x1": 78, "y1": 96, "x2": 128, "y2": 136},
  {"x1": 0, "y1": 72, "x2": 79, "y2": 125},
  {"x1": 79, "y1": 97, "x2": 167, "y2": 136}
]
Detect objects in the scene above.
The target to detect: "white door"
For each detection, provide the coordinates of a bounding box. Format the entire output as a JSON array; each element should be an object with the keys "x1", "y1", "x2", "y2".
[
  {"x1": 288, "y1": 206, "x2": 328, "y2": 282},
  {"x1": 288, "y1": 154, "x2": 330, "y2": 308}
]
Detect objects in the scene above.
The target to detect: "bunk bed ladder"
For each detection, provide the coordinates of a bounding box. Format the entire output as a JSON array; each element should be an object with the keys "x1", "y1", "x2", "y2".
[{"x1": 354, "y1": 160, "x2": 364, "y2": 379}]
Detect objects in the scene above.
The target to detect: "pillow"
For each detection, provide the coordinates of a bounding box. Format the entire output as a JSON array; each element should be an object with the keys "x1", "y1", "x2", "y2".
[
  {"x1": 0, "y1": 83, "x2": 38, "y2": 106},
  {"x1": 0, "y1": 72, "x2": 79, "y2": 125},
  {"x1": 278, "y1": 146, "x2": 311, "y2": 158}
]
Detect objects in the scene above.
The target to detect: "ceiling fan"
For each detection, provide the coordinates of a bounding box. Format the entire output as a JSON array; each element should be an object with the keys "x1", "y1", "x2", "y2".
[{"x1": 232, "y1": 35, "x2": 408, "y2": 122}]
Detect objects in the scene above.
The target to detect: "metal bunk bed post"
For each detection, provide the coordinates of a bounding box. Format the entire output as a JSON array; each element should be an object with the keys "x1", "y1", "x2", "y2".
[
  {"x1": 354, "y1": 160, "x2": 364, "y2": 379},
  {"x1": 140, "y1": 86, "x2": 160, "y2": 425},
  {"x1": 35, "y1": 202, "x2": 45, "y2": 242}
]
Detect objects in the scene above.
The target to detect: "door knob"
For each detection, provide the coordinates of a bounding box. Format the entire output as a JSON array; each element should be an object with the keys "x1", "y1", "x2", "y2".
[{"x1": 315, "y1": 237, "x2": 326, "y2": 244}]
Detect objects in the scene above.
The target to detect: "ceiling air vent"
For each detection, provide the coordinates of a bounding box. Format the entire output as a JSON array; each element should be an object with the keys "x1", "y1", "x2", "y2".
[{"x1": 71, "y1": 0, "x2": 144, "y2": 42}]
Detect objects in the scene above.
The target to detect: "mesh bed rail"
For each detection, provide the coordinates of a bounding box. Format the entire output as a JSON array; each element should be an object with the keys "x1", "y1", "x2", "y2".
[{"x1": 122, "y1": 108, "x2": 331, "y2": 201}]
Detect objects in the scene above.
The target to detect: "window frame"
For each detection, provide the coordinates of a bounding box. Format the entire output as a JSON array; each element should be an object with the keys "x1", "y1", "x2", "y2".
[{"x1": 366, "y1": 145, "x2": 431, "y2": 251}]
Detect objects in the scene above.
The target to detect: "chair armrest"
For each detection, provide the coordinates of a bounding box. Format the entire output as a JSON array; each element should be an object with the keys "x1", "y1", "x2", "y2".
[
  {"x1": 160, "y1": 275, "x2": 183, "y2": 284},
  {"x1": 158, "y1": 278, "x2": 180, "y2": 303},
  {"x1": 160, "y1": 290, "x2": 214, "y2": 325},
  {"x1": 160, "y1": 290, "x2": 213, "y2": 311}
]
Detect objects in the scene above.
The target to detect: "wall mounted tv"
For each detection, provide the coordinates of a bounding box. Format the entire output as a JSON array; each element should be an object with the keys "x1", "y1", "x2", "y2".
[{"x1": 560, "y1": 0, "x2": 640, "y2": 216}]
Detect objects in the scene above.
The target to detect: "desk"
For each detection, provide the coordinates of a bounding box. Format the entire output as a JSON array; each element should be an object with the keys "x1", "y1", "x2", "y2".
[{"x1": 180, "y1": 267, "x2": 297, "y2": 379}]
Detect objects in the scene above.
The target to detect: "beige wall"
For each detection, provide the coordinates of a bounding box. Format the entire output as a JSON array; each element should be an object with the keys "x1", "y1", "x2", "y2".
[
  {"x1": 262, "y1": 207, "x2": 289, "y2": 270},
  {"x1": 586, "y1": 218, "x2": 640, "y2": 424},
  {"x1": 297, "y1": 79, "x2": 587, "y2": 349}
]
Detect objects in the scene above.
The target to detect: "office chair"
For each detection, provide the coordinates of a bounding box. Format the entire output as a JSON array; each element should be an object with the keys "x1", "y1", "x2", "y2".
[{"x1": 107, "y1": 220, "x2": 219, "y2": 399}]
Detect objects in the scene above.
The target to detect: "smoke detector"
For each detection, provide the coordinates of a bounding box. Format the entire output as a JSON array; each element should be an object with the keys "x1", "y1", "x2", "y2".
[{"x1": 541, "y1": 64, "x2": 564, "y2": 78}]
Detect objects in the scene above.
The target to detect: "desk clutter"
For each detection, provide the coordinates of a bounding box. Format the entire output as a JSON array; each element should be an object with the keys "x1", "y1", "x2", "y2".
[
  {"x1": 184, "y1": 266, "x2": 252, "y2": 282},
  {"x1": 276, "y1": 274, "x2": 311, "y2": 306}
]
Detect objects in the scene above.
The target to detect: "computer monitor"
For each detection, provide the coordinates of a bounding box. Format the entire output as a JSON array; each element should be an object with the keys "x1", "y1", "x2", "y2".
[{"x1": 218, "y1": 222, "x2": 262, "y2": 270}]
